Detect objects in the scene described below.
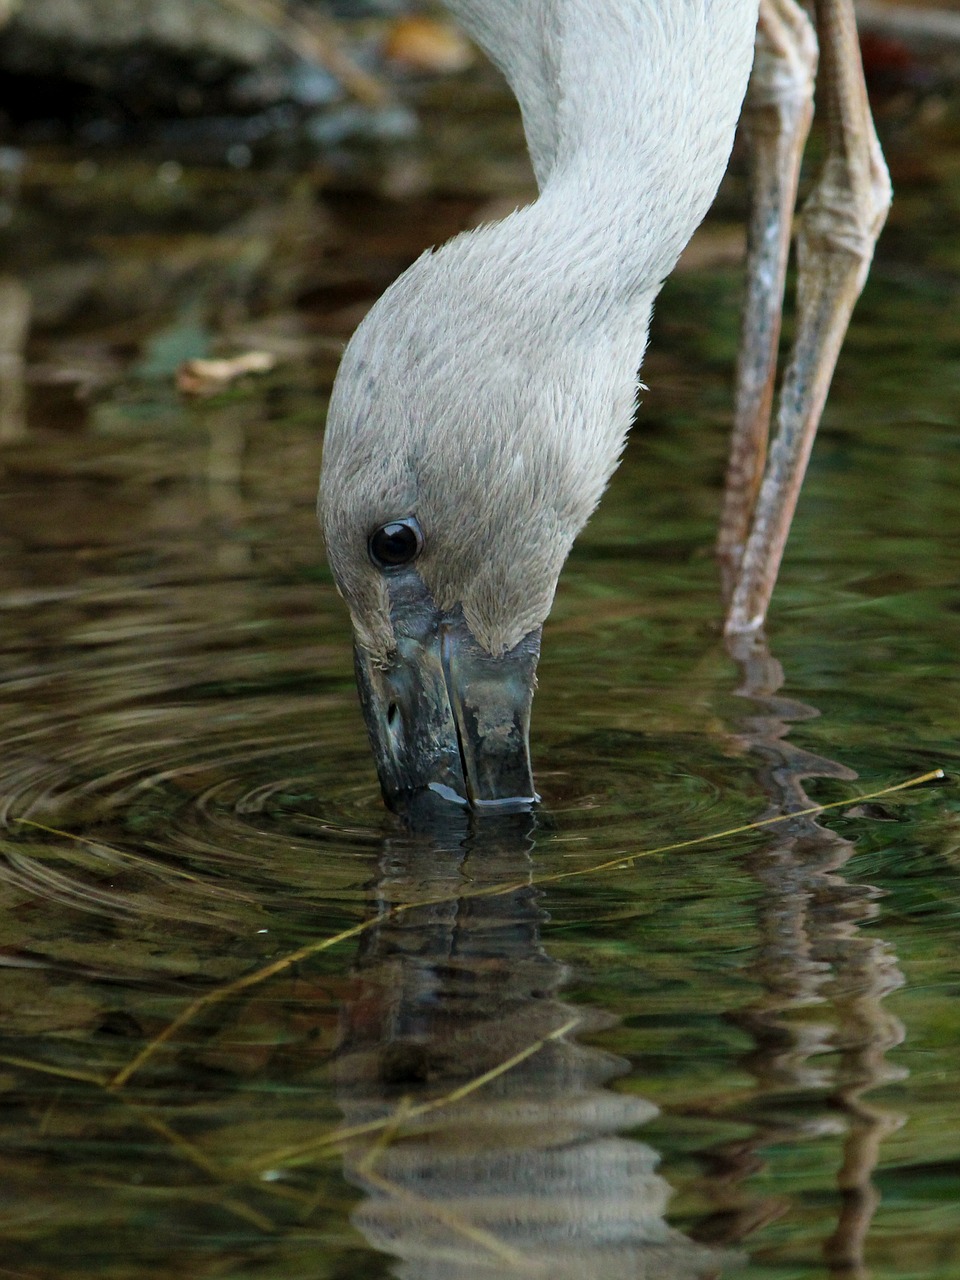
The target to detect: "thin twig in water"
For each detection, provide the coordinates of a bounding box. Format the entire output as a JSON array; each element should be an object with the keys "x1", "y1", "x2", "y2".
[
  {"x1": 109, "y1": 919, "x2": 372, "y2": 1089},
  {"x1": 532, "y1": 768, "x2": 946, "y2": 886},
  {"x1": 250, "y1": 1016, "x2": 582, "y2": 1173},
  {"x1": 122, "y1": 1109, "x2": 279, "y2": 1231},
  {"x1": 2, "y1": 771, "x2": 945, "y2": 1231},
  {"x1": 0, "y1": 1053, "x2": 240, "y2": 1180},
  {"x1": 0, "y1": 1054, "x2": 108, "y2": 1086},
  {"x1": 0, "y1": 1052, "x2": 299, "y2": 1228},
  {"x1": 354, "y1": 1096, "x2": 415, "y2": 1177},
  {"x1": 361, "y1": 1164, "x2": 541, "y2": 1272},
  {"x1": 133, "y1": 1108, "x2": 240, "y2": 1184},
  {"x1": 107, "y1": 768, "x2": 944, "y2": 1089},
  {"x1": 12, "y1": 817, "x2": 253, "y2": 897}
]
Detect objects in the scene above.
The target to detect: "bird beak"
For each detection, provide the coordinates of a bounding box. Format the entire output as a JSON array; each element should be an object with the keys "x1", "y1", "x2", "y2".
[{"x1": 352, "y1": 578, "x2": 540, "y2": 815}]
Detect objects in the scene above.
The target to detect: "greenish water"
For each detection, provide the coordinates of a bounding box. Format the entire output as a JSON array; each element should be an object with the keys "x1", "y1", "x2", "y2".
[{"x1": 1, "y1": 77, "x2": 959, "y2": 1279}]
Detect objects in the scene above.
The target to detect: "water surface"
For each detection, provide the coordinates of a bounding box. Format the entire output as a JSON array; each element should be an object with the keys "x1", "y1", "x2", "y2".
[{"x1": 1, "y1": 69, "x2": 959, "y2": 1279}]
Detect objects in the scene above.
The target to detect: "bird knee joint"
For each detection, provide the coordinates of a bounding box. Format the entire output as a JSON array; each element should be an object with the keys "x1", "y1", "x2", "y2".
[
  {"x1": 800, "y1": 176, "x2": 890, "y2": 264},
  {"x1": 748, "y1": 0, "x2": 817, "y2": 115}
]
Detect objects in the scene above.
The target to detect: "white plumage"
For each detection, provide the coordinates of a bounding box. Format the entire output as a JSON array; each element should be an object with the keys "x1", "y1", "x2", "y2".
[
  {"x1": 321, "y1": 0, "x2": 757, "y2": 658},
  {"x1": 318, "y1": 0, "x2": 888, "y2": 812}
]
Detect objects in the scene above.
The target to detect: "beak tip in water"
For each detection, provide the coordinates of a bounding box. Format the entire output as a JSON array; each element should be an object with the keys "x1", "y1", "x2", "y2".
[{"x1": 352, "y1": 578, "x2": 541, "y2": 819}]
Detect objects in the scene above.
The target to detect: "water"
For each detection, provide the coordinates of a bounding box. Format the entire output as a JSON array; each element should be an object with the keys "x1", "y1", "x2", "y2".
[{"x1": 1, "y1": 71, "x2": 959, "y2": 1279}]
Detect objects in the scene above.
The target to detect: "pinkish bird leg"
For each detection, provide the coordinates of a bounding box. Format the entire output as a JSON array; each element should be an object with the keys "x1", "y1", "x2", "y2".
[
  {"x1": 718, "y1": 0, "x2": 816, "y2": 601},
  {"x1": 723, "y1": 0, "x2": 891, "y2": 633}
]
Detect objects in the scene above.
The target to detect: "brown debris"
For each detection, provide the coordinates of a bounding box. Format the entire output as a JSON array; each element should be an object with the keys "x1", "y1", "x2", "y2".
[
  {"x1": 382, "y1": 15, "x2": 474, "y2": 75},
  {"x1": 176, "y1": 349, "x2": 277, "y2": 396}
]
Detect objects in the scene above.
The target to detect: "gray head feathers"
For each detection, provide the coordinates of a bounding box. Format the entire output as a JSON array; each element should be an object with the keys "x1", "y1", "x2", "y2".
[
  {"x1": 319, "y1": 0, "x2": 757, "y2": 659},
  {"x1": 320, "y1": 205, "x2": 648, "y2": 657}
]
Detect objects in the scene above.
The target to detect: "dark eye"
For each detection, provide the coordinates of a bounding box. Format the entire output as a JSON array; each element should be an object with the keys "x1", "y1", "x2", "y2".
[{"x1": 368, "y1": 518, "x2": 423, "y2": 569}]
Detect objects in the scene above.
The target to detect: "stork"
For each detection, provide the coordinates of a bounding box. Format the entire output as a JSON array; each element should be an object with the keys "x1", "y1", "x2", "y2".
[{"x1": 319, "y1": 0, "x2": 890, "y2": 813}]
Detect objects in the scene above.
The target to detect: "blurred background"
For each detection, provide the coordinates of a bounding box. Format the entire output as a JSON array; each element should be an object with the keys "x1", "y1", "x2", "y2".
[{"x1": 0, "y1": 0, "x2": 958, "y2": 446}]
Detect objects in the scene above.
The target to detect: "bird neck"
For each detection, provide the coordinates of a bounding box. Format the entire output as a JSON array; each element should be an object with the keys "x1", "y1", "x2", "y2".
[{"x1": 450, "y1": 0, "x2": 758, "y2": 329}]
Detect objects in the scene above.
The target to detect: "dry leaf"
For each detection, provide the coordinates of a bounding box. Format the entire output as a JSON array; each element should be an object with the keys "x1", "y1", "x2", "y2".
[
  {"x1": 383, "y1": 17, "x2": 474, "y2": 75},
  {"x1": 176, "y1": 350, "x2": 277, "y2": 396}
]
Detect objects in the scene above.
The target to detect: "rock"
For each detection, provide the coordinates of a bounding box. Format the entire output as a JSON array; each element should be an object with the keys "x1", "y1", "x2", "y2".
[
  {"x1": 3, "y1": 0, "x2": 277, "y2": 66},
  {"x1": 0, "y1": 0, "x2": 390, "y2": 120}
]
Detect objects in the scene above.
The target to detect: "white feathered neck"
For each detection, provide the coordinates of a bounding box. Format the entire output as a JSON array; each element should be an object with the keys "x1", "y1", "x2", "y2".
[{"x1": 320, "y1": 0, "x2": 758, "y2": 656}]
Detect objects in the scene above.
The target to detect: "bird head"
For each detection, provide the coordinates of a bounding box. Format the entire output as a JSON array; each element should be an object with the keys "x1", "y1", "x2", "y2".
[{"x1": 319, "y1": 215, "x2": 643, "y2": 815}]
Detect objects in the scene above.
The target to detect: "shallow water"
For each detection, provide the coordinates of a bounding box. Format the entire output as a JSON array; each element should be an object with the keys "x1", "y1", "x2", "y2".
[{"x1": 1, "y1": 71, "x2": 959, "y2": 1280}]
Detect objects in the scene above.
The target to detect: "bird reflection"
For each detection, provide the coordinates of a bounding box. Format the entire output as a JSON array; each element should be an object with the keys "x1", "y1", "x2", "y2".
[
  {"x1": 332, "y1": 812, "x2": 732, "y2": 1280},
  {"x1": 332, "y1": 633, "x2": 907, "y2": 1280},
  {"x1": 692, "y1": 631, "x2": 907, "y2": 1279}
]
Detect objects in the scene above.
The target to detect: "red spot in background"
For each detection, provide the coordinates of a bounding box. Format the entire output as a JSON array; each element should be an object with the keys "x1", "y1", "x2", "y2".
[{"x1": 860, "y1": 30, "x2": 919, "y2": 92}]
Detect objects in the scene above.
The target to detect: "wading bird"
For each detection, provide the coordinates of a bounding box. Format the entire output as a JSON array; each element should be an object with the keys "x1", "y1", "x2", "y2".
[{"x1": 319, "y1": 0, "x2": 890, "y2": 814}]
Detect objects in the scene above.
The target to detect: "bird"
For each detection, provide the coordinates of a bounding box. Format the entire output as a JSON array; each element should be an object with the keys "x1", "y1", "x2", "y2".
[{"x1": 319, "y1": 0, "x2": 890, "y2": 815}]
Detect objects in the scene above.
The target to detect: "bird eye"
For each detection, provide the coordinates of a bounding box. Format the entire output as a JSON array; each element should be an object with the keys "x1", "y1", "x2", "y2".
[{"x1": 368, "y1": 518, "x2": 423, "y2": 569}]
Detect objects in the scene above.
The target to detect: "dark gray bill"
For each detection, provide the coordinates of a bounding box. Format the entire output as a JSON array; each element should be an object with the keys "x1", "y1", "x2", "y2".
[{"x1": 353, "y1": 571, "x2": 540, "y2": 815}]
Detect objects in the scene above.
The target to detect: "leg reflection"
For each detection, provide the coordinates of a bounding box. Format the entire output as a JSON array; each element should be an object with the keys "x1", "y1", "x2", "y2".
[
  {"x1": 0, "y1": 276, "x2": 29, "y2": 442},
  {"x1": 335, "y1": 814, "x2": 735, "y2": 1279},
  {"x1": 695, "y1": 632, "x2": 905, "y2": 1279}
]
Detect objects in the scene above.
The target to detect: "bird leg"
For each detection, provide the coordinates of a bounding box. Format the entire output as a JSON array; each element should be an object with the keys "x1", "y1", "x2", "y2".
[
  {"x1": 718, "y1": 0, "x2": 817, "y2": 602},
  {"x1": 723, "y1": 0, "x2": 891, "y2": 633}
]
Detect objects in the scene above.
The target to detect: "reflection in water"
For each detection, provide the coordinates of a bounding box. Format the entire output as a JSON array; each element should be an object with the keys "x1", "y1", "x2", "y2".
[
  {"x1": 695, "y1": 633, "x2": 907, "y2": 1278},
  {"x1": 332, "y1": 634, "x2": 910, "y2": 1278},
  {"x1": 0, "y1": 433, "x2": 921, "y2": 1280},
  {"x1": 0, "y1": 73, "x2": 954, "y2": 1275},
  {"x1": 335, "y1": 815, "x2": 731, "y2": 1279},
  {"x1": 0, "y1": 566, "x2": 933, "y2": 1280},
  {"x1": 0, "y1": 274, "x2": 29, "y2": 442},
  {"x1": 0, "y1": 249, "x2": 942, "y2": 1272},
  {"x1": 206, "y1": 406, "x2": 254, "y2": 575}
]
